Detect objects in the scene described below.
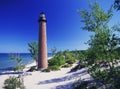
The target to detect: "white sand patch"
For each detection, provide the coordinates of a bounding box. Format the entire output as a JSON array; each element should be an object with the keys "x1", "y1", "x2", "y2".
[{"x1": 0, "y1": 62, "x2": 93, "y2": 89}]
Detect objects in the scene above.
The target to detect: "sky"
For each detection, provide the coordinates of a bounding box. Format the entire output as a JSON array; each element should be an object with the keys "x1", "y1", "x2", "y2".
[{"x1": 0, "y1": 0, "x2": 119, "y2": 53}]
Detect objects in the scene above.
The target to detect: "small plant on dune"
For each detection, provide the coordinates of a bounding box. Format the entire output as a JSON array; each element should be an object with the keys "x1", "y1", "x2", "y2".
[
  {"x1": 28, "y1": 42, "x2": 38, "y2": 66},
  {"x1": 3, "y1": 76, "x2": 25, "y2": 89},
  {"x1": 13, "y1": 65, "x2": 25, "y2": 72},
  {"x1": 47, "y1": 50, "x2": 79, "y2": 72},
  {"x1": 48, "y1": 52, "x2": 66, "y2": 71},
  {"x1": 10, "y1": 53, "x2": 25, "y2": 73},
  {"x1": 48, "y1": 55, "x2": 66, "y2": 67},
  {"x1": 63, "y1": 50, "x2": 76, "y2": 64},
  {"x1": 48, "y1": 65, "x2": 60, "y2": 71}
]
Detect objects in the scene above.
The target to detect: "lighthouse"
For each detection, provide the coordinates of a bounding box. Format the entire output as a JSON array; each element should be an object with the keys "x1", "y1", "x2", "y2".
[{"x1": 38, "y1": 12, "x2": 48, "y2": 69}]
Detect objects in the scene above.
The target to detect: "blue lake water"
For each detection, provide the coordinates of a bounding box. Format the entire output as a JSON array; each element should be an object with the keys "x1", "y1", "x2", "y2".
[{"x1": 0, "y1": 53, "x2": 52, "y2": 69}]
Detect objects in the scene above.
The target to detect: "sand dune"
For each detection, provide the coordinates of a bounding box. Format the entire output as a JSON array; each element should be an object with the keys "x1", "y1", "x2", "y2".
[{"x1": 0, "y1": 62, "x2": 92, "y2": 89}]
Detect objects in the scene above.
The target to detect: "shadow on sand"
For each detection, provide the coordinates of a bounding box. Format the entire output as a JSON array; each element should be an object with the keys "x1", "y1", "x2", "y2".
[
  {"x1": 0, "y1": 67, "x2": 22, "y2": 75},
  {"x1": 38, "y1": 69, "x2": 88, "y2": 85},
  {"x1": 55, "y1": 82, "x2": 74, "y2": 89},
  {"x1": 55, "y1": 77, "x2": 95, "y2": 89}
]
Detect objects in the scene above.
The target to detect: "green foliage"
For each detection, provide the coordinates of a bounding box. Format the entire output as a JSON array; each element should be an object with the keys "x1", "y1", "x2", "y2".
[
  {"x1": 48, "y1": 56, "x2": 65, "y2": 66},
  {"x1": 63, "y1": 50, "x2": 76, "y2": 64},
  {"x1": 48, "y1": 52, "x2": 65, "y2": 71},
  {"x1": 78, "y1": 50, "x2": 87, "y2": 60},
  {"x1": 73, "y1": 78, "x2": 88, "y2": 89},
  {"x1": 89, "y1": 67, "x2": 120, "y2": 88},
  {"x1": 80, "y1": 0, "x2": 120, "y2": 69},
  {"x1": 79, "y1": 0, "x2": 120, "y2": 88},
  {"x1": 3, "y1": 76, "x2": 25, "y2": 89},
  {"x1": 28, "y1": 42, "x2": 38, "y2": 62},
  {"x1": 114, "y1": 0, "x2": 120, "y2": 11},
  {"x1": 48, "y1": 65, "x2": 60, "y2": 71},
  {"x1": 10, "y1": 53, "x2": 25, "y2": 72},
  {"x1": 48, "y1": 58, "x2": 58, "y2": 66},
  {"x1": 55, "y1": 51, "x2": 63, "y2": 57},
  {"x1": 69, "y1": 50, "x2": 88, "y2": 71},
  {"x1": 42, "y1": 65, "x2": 60, "y2": 72},
  {"x1": 66, "y1": 58, "x2": 75, "y2": 64},
  {"x1": 13, "y1": 65, "x2": 25, "y2": 72},
  {"x1": 89, "y1": 85, "x2": 97, "y2": 89},
  {"x1": 10, "y1": 53, "x2": 22, "y2": 64},
  {"x1": 48, "y1": 50, "x2": 79, "y2": 71},
  {"x1": 79, "y1": 0, "x2": 113, "y2": 32},
  {"x1": 51, "y1": 47, "x2": 57, "y2": 56},
  {"x1": 116, "y1": 47, "x2": 120, "y2": 55},
  {"x1": 73, "y1": 77, "x2": 97, "y2": 89}
]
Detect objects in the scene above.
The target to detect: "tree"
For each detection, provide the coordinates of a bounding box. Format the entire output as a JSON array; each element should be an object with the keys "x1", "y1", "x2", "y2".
[
  {"x1": 50, "y1": 47, "x2": 57, "y2": 56},
  {"x1": 9, "y1": 53, "x2": 25, "y2": 87},
  {"x1": 10, "y1": 53, "x2": 25, "y2": 72},
  {"x1": 114, "y1": 0, "x2": 120, "y2": 11},
  {"x1": 79, "y1": 0, "x2": 120, "y2": 88},
  {"x1": 28, "y1": 42, "x2": 38, "y2": 65}
]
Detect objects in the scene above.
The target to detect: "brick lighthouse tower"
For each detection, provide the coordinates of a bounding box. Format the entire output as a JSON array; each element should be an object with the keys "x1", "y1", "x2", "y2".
[{"x1": 38, "y1": 12, "x2": 48, "y2": 69}]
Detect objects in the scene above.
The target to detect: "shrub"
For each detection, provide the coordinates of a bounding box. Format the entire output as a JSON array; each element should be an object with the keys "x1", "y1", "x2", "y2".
[
  {"x1": 73, "y1": 78, "x2": 97, "y2": 89},
  {"x1": 89, "y1": 84, "x2": 97, "y2": 89},
  {"x1": 48, "y1": 56, "x2": 65, "y2": 66},
  {"x1": 66, "y1": 58, "x2": 75, "y2": 64},
  {"x1": 48, "y1": 58, "x2": 58, "y2": 66},
  {"x1": 58, "y1": 58, "x2": 66, "y2": 66},
  {"x1": 13, "y1": 65, "x2": 25, "y2": 72},
  {"x1": 73, "y1": 79, "x2": 88, "y2": 89},
  {"x1": 48, "y1": 65, "x2": 60, "y2": 71},
  {"x1": 3, "y1": 76, "x2": 25, "y2": 89}
]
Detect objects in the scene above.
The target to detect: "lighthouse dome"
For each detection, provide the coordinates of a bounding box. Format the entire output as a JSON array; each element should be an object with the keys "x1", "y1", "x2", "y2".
[{"x1": 40, "y1": 12, "x2": 45, "y2": 18}]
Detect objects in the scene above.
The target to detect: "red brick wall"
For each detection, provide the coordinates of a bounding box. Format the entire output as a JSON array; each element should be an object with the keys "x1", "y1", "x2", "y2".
[{"x1": 38, "y1": 16, "x2": 48, "y2": 69}]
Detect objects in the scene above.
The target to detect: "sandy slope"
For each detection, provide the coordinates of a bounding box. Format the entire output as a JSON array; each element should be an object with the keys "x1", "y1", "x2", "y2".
[{"x1": 0, "y1": 62, "x2": 93, "y2": 89}]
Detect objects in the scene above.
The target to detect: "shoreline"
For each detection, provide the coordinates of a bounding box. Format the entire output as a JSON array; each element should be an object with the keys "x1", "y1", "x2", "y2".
[
  {"x1": 25, "y1": 57, "x2": 53, "y2": 68},
  {"x1": 0, "y1": 59, "x2": 93, "y2": 89},
  {"x1": 0, "y1": 57, "x2": 53, "y2": 71}
]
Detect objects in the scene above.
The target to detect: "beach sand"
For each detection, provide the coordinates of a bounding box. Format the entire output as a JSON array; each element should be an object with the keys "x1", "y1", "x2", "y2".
[{"x1": 0, "y1": 61, "x2": 93, "y2": 89}]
